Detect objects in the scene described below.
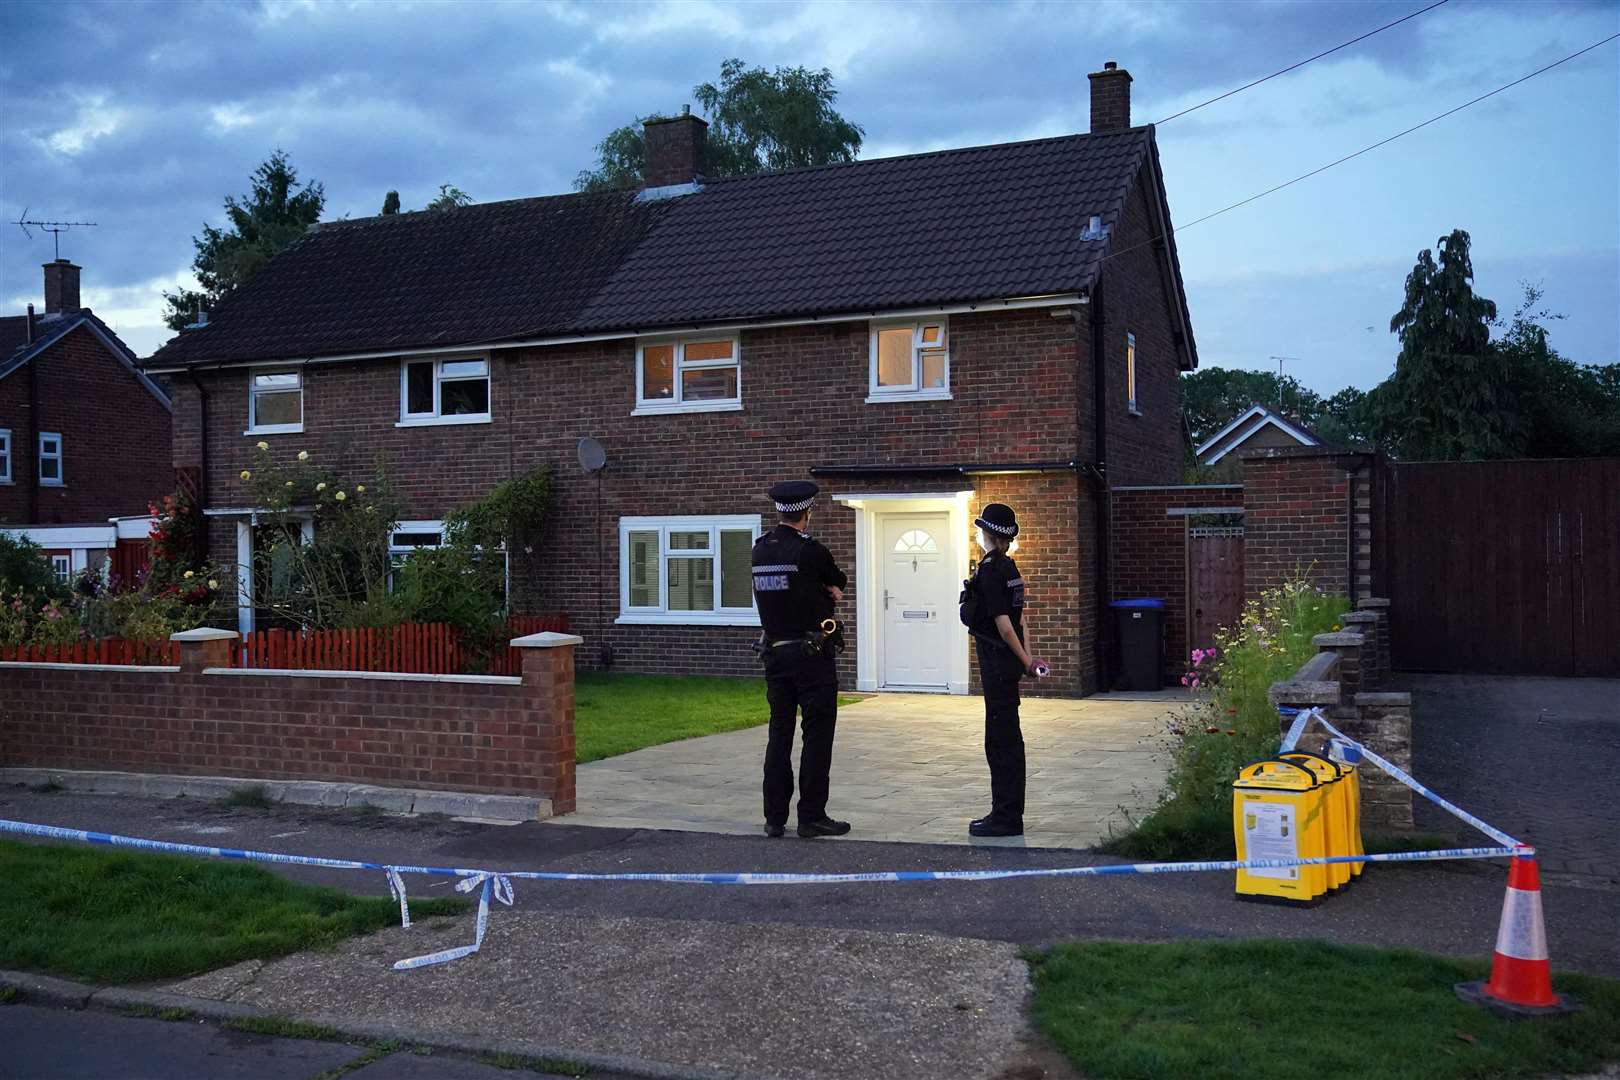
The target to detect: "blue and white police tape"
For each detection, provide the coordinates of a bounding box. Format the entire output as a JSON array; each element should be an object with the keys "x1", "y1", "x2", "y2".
[
  {"x1": 1278, "y1": 706, "x2": 1523, "y2": 849},
  {"x1": 0, "y1": 817, "x2": 1527, "y2": 971}
]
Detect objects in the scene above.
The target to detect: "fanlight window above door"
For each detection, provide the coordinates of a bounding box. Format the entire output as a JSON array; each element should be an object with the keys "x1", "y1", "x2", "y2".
[{"x1": 892, "y1": 529, "x2": 939, "y2": 553}]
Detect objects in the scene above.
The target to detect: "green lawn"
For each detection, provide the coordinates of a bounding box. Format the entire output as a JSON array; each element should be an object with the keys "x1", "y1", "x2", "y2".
[
  {"x1": 1029, "y1": 940, "x2": 1620, "y2": 1080},
  {"x1": 574, "y1": 672, "x2": 859, "y2": 763},
  {"x1": 0, "y1": 841, "x2": 465, "y2": 984}
]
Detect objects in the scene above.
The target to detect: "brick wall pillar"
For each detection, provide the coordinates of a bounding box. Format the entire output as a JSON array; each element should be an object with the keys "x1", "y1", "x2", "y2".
[
  {"x1": 1339, "y1": 611, "x2": 1380, "y2": 687},
  {"x1": 1350, "y1": 692, "x2": 1414, "y2": 830},
  {"x1": 171, "y1": 627, "x2": 238, "y2": 672},
  {"x1": 511, "y1": 630, "x2": 582, "y2": 814},
  {"x1": 1312, "y1": 631, "x2": 1365, "y2": 699},
  {"x1": 1356, "y1": 597, "x2": 1392, "y2": 677}
]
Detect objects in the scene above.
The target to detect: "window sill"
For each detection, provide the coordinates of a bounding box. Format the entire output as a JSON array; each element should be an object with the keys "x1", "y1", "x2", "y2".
[
  {"x1": 866, "y1": 389, "x2": 953, "y2": 405},
  {"x1": 40, "y1": 480, "x2": 65, "y2": 488},
  {"x1": 244, "y1": 425, "x2": 304, "y2": 436},
  {"x1": 630, "y1": 401, "x2": 744, "y2": 417},
  {"x1": 616, "y1": 612, "x2": 761, "y2": 627},
  {"x1": 395, "y1": 415, "x2": 493, "y2": 428}
]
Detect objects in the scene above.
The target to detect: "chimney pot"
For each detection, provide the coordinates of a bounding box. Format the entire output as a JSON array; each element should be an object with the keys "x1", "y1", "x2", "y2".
[
  {"x1": 42, "y1": 259, "x2": 82, "y2": 315},
  {"x1": 25, "y1": 304, "x2": 35, "y2": 344},
  {"x1": 643, "y1": 113, "x2": 708, "y2": 189},
  {"x1": 1088, "y1": 61, "x2": 1134, "y2": 133}
]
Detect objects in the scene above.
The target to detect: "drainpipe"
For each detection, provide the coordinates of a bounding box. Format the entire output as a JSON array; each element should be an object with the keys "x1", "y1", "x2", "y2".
[
  {"x1": 187, "y1": 368, "x2": 210, "y2": 561},
  {"x1": 26, "y1": 339, "x2": 40, "y2": 524},
  {"x1": 1089, "y1": 278, "x2": 1112, "y2": 691}
]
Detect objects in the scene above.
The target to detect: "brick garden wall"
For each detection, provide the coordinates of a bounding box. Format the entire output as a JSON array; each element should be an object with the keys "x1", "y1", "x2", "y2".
[
  {"x1": 0, "y1": 632, "x2": 578, "y2": 811},
  {"x1": 0, "y1": 324, "x2": 173, "y2": 526},
  {"x1": 1109, "y1": 484, "x2": 1245, "y2": 684},
  {"x1": 1242, "y1": 448, "x2": 1352, "y2": 599}
]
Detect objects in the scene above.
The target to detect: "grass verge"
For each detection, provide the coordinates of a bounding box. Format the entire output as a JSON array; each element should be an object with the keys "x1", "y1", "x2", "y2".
[
  {"x1": 574, "y1": 672, "x2": 858, "y2": 763},
  {"x1": 0, "y1": 840, "x2": 465, "y2": 984},
  {"x1": 1029, "y1": 940, "x2": 1620, "y2": 1080}
]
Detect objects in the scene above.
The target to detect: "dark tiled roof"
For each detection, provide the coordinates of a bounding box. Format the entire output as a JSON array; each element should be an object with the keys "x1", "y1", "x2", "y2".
[
  {"x1": 149, "y1": 126, "x2": 1170, "y2": 367},
  {"x1": 150, "y1": 191, "x2": 670, "y2": 367}
]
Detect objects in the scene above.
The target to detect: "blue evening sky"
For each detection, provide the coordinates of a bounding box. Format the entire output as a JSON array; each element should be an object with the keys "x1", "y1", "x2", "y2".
[{"x1": 2, "y1": 0, "x2": 1615, "y2": 394}]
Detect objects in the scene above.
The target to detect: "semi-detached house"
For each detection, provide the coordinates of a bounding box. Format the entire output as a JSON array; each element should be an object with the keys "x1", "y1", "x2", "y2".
[{"x1": 146, "y1": 61, "x2": 1199, "y2": 696}]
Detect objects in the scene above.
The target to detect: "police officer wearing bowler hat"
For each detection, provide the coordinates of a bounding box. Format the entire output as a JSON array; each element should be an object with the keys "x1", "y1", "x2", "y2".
[
  {"x1": 961, "y1": 502, "x2": 1047, "y2": 837},
  {"x1": 751, "y1": 480, "x2": 851, "y2": 839}
]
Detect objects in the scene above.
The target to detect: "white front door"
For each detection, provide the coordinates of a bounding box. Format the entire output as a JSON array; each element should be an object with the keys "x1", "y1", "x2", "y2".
[{"x1": 880, "y1": 513, "x2": 954, "y2": 689}]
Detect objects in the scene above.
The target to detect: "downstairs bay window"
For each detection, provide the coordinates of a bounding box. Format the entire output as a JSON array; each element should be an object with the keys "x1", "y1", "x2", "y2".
[{"x1": 618, "y1": 515, "x2": 760, "y2": 625}]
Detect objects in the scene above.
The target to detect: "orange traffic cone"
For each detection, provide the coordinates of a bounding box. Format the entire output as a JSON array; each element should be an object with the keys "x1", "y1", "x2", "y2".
[{"x1": 1456, "y1": 850, "x2": 1581, "y2": 1017}]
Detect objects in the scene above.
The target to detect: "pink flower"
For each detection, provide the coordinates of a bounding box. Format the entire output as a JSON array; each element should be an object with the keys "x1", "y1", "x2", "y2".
[
  {"x1": 1180, "y1": 675, "x2": 1191, "y2": 686},
  {"x1": 1190, "y1": 676, "x2": 1201, "y2": 688}
]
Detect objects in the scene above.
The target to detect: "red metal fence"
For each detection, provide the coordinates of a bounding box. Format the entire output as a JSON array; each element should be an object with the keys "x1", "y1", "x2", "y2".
[{"x1": 1, "y1": 615, "x2": 569, "y2": 675}]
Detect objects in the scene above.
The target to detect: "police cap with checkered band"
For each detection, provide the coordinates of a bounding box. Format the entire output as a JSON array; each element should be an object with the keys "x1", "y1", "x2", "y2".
[
  {"x1": 769, "y1": 480, "x2": 819, "y2": 515},
  {"x1": 974, "y1": 502, "x2": 1019, "y2": 538}
]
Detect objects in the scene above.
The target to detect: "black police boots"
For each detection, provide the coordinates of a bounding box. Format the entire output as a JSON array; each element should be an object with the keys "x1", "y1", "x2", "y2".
[
  {"x1": 797, "y1": 817, "x2": 851, "y2": 838},
  {"x1": 968, "y1": 817, "x2": 1023, "y2": 837},
  {"x1": 764, "y1": 823, "x2": 786, "y2": 838}
]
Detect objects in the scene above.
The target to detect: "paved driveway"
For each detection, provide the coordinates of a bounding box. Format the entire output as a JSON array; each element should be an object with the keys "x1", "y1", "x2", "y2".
[{"x1": 556, "y1": 692, "x2": 1177, "y2": 848}]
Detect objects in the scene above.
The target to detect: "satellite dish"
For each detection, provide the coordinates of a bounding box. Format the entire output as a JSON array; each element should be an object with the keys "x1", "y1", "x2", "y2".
[{"x1": 577, "y1": 437, "x2": 608, "y2": 474}]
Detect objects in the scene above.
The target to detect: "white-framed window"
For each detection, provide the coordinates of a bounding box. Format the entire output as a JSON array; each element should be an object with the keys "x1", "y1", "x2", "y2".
[
  {"x1": 388, "y1": 520, "x2": 446, "y2": 573},
  {"x1": 1126, "y1": 332, "x2": 1139, "y2": 414},
  {"x1": 634, "y1": 335, "x2": 741, "y2": 415},
  {"x1": 618, "y1": 515, "x2": 761, "y2": 625},
  {"x1": 38, "y1": 432, "x2": 63, "y2": 486},
  {"x1": 0, "y1": 428, "x2": 10, "y2": 483},
  {"x1": 399, "y1": 355, "x2": 491, "y2": 426},
  {"x1": 49, "y1": 554, "x2": 71, "y2": 582},
  {"x1": 247, "y1": 369, "x2": 304, "y2": 434},
  {"x1": 868, "y1": 319, "x2": 950, "y2": 403}
]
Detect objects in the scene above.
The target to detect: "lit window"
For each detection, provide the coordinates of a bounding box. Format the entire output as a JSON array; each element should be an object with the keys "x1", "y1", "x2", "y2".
[
  {"x1": 248, "y1": 370, "x2": 303, "y2": 433},
  {"x1": 869, "y1": 320, "x2": 949, "y2": 401},
  {"x1": 635, "y1": 337, "x2": 741, "y2": 413},
  {"x1": 400, "y1": 356, "x2": 491, "y2": 424},
  {"x1": 619, "y1": 515, "x2": 760, "y2": 624},
  {"x1": 1126, "y1": 332, "x2": 1139, "y2": 414},
  {"x1": 0, "y1": 428, "x2": 10, "y2": 483},
  {"x1": 38, "y1": 432, "x2": 63, "y2": 485}
]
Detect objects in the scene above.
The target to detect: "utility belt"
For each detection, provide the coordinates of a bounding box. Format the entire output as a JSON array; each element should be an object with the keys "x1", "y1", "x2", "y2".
[{"x1": 752, "y1": 619, "x2": 845, "y2": 661}]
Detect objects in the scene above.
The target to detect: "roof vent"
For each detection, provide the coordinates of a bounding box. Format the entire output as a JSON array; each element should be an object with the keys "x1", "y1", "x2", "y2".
[
  {"x1": 1080, "y1": 215, "x2": 1110, "y2": 242},
  {"x1": 185, "y1": 310, "x2": 210, "y2": 330}
]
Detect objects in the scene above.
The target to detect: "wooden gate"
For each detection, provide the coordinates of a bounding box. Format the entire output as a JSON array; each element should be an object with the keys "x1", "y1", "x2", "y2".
[
  {"x1": 1188, "y1": 525, "x2": 1245, "y2": 655},
  {"x1": 1382, "y1": 458, "x2": 1620, "y2": 676}
]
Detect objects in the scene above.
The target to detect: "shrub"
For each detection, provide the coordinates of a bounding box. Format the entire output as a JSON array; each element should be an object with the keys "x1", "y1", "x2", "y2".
[
  {"x1": 1102, "y1": 572, "x2": 1347, "y2": 858},
  {"x1": 0, "y1": 533, "x2": 66, "y2": 600}
]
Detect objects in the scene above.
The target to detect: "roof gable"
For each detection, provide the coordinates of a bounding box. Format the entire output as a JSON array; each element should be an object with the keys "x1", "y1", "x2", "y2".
[
  {"x1": 1198, "y1": 404, "x2": 1321, "y2": 464},
  {"x1": 0, "y1": 311, "x2": 170, "y2": 410}
]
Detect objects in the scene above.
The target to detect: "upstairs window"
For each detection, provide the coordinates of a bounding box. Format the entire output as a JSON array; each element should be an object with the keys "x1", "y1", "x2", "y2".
[
  {"x1": 248, "y1": 370, "x2": 303, "y2": 433},
  {"x1": 635, "y1": 336, "x2": 741, "y2": 414},
  {"x1": 38, "y1": 432, "x2": 63, "y2": 486},
  {"x1": 0, "y1": 428, "x2": 10, "y2": 483},
  {"x1": 1126, "y1": 332, "x2": 1139, "y2": 414},
  {"x1": 869, "y1": 319, "x2": 949, "y2": 402},
  {"x1": 401, "y1": 356, "x2": 491, "y2": 425},
  {"x1": 619, "y1": 515, "x2": 760, "y2": 624}
]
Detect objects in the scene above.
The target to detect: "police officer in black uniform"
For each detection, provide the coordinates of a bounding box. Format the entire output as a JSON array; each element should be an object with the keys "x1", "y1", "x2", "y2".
[
  {"x1": 751, "y1": 480, "x2": 852, "y2": 839},
  {"x1": 961, "y1": 503, "x2": 1047, "y2": 837}
]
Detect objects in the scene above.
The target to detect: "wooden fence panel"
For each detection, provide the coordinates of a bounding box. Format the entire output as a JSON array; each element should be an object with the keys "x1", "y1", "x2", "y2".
[{"x1": 1386, "y1": 458, "x2": 1619, "y2": 676}]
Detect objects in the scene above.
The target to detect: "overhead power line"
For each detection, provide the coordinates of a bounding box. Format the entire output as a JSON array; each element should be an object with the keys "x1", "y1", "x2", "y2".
[
  {"x1": 1156, "y1": 0, "x2": 1452, "y2": 126},
  {"x1": 1108, "y1": 33, "x2": 1620, "y2": 266}
]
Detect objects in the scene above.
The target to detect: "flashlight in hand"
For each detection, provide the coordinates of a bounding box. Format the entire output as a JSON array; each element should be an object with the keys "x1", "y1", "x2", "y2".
[{"x1": 1031, "y1": 659, "x2": 1051, "y2": 679}]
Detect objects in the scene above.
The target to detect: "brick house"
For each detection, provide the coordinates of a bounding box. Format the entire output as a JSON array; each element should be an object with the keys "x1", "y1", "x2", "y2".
[
  {"x1": 0, "y1": 259, "x2": 172, "y2": 582},
  {"x1": 1196, "y1": 403, "x2": 1326, "y2": 481},
  {"x1": 146, "y1": 61, "x2": 1199, "y2": 695}
]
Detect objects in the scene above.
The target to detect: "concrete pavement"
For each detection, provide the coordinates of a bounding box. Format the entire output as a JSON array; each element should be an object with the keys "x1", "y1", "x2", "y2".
[{"x1": 559, "y1": 691, "x2": 1175, "y2": 848}]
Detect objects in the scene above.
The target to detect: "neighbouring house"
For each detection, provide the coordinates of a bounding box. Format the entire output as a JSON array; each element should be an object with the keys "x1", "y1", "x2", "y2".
[
  {"x1": 0, "y1": 259, "x2": 171, "y2": 584},
  {"x1": 1195, "y1": 403, "x2": 1326, "y2": 481},
  {"x1": 145, "y1": 60, "x2": 1199, "y2": 695}
]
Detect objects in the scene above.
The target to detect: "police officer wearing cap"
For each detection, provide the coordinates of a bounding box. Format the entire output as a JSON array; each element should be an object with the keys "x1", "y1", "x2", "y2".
[
  {"x1": 751, "y1": 480, "x2": 851, "y2": 839},
  {"x1": 960, "y1": 503, "x2": 1047, "y2": 837}
]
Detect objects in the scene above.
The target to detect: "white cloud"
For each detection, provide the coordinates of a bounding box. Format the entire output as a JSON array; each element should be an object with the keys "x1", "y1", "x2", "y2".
[
  {"x1": 208, "y1": 103, "x2": 261, "y2": 132},
  {"x1": 41, "y1": 93, "x2": 124, "y2": 155}
]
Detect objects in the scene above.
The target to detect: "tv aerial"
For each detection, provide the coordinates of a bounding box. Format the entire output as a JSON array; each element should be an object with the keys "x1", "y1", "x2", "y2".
[{"x1": 15, "y1": 207, "x2": 98, "y2": 261}]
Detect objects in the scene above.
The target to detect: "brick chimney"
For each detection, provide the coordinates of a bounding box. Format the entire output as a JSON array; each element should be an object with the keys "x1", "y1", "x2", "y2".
[
  {"x1": 1088, "y1": 61, "x2": 1133, "y2": 133},
  {"x1": 43, "y1": 259, "x2": 82, "y2": 314},
  {"x1": 643, "y1": 108, "x2": 707, "y2": 188}
]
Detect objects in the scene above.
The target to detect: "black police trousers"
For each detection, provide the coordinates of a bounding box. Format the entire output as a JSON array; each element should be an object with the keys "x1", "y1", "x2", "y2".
[
  {"x1": 762, "y1": 646, "x2": 839, "y2": 826},
  {"x1": 976, "y1": 640, "x2": 1026, "y2": 825}
]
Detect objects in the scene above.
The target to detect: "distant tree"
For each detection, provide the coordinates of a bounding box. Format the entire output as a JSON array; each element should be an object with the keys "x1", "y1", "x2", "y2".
[
  {"x1": 1315, "y1": 386, "x2": 1373, "y2": 445},
  {"x1": 1492, "y1": 285, "x2": 1620, "y2": 457},
  {"x1": 1178, "y1": 367, "x2": 1322, "y2": 446},
  {"x1": 424, "y1": 184, "x2": 472, "y2": 211},
  {"x1": 575, "y1": 58, "x2": 864, "y2": 192},
  {"x1": 381, "y1": 190, "x2": 401, "y2": 215},
  {"x1": 1365, "y1": 229, "x2": 1509, "y2": 460},
  {"x1": 162, "y1": 150, "x2": 325, "y2": 331}
]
